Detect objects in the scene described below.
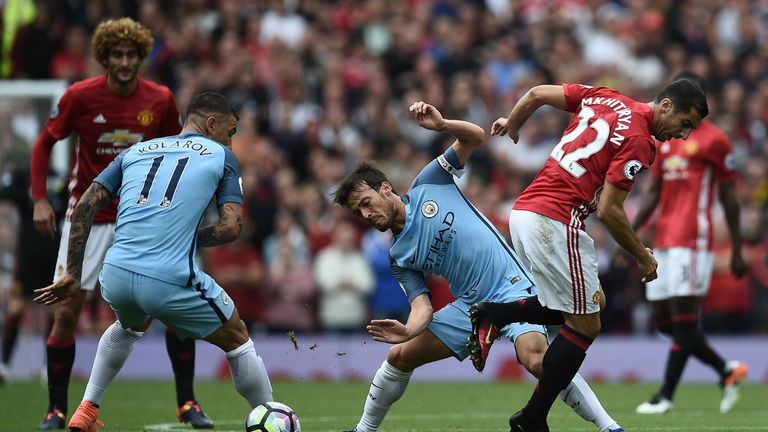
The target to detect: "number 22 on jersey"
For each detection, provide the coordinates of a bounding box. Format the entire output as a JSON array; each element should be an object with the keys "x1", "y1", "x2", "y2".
[{"x1": 550, "y1": 106, "x2": 610, "y2": 177}]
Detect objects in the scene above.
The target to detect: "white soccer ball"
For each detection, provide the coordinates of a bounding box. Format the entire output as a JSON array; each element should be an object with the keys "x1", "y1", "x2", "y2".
[{"x1": 245, "y1": 401, "x2": 301, "y2": 432}]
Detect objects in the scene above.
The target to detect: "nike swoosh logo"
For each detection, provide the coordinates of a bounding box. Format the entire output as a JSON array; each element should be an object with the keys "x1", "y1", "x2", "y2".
[
  {"x1": 484, "y1": 325, "x2": 496, "y2": 344},
  {"x1": 368, "y1": 393, "x2": 377, "y2": 400},
  {"x1": 408, "y1": 254, "x2": 416, "y2": 265}
]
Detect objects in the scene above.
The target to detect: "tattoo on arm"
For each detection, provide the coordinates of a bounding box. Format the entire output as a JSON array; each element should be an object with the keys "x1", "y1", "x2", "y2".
[
  {"x1": 67, "y1": 183, "x2": 113, "y2": 279},
  {"x1": 197, "y1": 203, "x2": 242, "y2": 247}
]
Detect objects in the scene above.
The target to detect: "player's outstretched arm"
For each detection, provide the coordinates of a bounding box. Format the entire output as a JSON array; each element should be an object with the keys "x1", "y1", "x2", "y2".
[
  {"x1": 409, "y1": 101, "x2": 485, "y2": 166},
  {"x1": 631, "y1": 176, "x2": 662, "y2": 231},
  {"x1": 30, "y1": 130, "x2": 61, "y2": 238},
  {"x1": 597, "y1": 182, "x2": 657, "y2": 282},
  {"x1": 197, "y1": 202, "x2": 243, "y2": 247},
  {"x1": 367, "y1": 293, "x2": 433, "y2": 344},
  {"x1": 492, "y1": 85, "x2": 567, "y2": 143},
  {"x1": 33, "y1": 182, "x2": 113, "y2": 305},
  {"x1": 718, "y1": 181, "x2": 747, "y2": 277}
]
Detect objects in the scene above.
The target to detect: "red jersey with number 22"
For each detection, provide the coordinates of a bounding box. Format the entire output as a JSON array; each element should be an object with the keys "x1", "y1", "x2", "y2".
[
  {"x1": 513, "y1": 84, "x2": 657, "y2": 229},
  {"x1": 40, "y1": 75, "x2": 180, "y2": 224}
]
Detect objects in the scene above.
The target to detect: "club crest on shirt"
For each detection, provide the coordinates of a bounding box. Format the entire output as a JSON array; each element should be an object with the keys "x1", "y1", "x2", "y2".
[
  {"x1": 684, "y1": 139, "x2": 699, "y2": 156},
  {"x1": 221, "y1": 291, "x2": 229, "y2": 306},
  {"x1": 623, "y1": 160, "x2": 643, "y2": 180},
  {"x1": 421, "y1": 200, "x2": 439, "y2": 218},
  {"x1": 137, "y1": 110, "x2": 154, "y2": 126}
]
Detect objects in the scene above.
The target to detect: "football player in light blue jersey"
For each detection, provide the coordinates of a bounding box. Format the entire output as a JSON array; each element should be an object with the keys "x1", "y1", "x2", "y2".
[
  {"x1": 332, "y1": 102, "x2": 623, "y2": 432},
  {"x1": 34, "y1": 93, "x2": 273, "y2": 430}
]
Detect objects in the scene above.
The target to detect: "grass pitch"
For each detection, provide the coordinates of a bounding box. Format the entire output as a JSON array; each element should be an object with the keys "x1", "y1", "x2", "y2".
[{"x1": 2, "y1": 380, "x2": 766, "y2": 431}]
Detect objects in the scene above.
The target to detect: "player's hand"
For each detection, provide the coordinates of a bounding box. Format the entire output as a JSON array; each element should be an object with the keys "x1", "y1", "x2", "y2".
[
  {"x1": 639, "y1": 247, "x2": 658, "y2": 282},
  {"x1": 367, "y1": 319, "x2": 409, "y2": 344},
  {"x1": 33, "y1": 199, "x2": 57, "y2": 239},
  {"x1": 730, "y1": 251, "x2": 748, "y2": 278},
  {"x1": 409, "y1": 101, "x2": 446, "y2": 132},
  {"x1": 491, "y1": 118, "x2": 509, "y2": 136},
  {"x1": 33, "y1": 274, "x2": 81, "y2": 305}
]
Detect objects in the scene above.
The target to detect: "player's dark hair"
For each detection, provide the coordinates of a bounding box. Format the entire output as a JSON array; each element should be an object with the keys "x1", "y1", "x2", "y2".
[
  {"x1": 654, "y1": 78, "x2": 708, "y2": 118},
  {"x1": 673, "y1": 71, "x2": 706, "y2": 93},
  {"x1": 333, "y1": 161, "x2": 398, "y2": 207},
  {"x1": 185, "y1": 92, "x2": 239, "y2": 121}
]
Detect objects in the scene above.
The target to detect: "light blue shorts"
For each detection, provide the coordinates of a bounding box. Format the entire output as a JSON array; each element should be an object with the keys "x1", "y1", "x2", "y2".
[
  {"x1": 428, "y1": 299, "x2": 546, "y2": 361},
  {"x1": 99, "y1": 263, "x2": 234, "y2": 340}
]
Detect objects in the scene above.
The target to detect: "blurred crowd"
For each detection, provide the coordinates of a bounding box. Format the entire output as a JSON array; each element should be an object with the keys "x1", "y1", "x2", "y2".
[{"x1": 1, "y1": 0, "x2": 768, "y2": 336}]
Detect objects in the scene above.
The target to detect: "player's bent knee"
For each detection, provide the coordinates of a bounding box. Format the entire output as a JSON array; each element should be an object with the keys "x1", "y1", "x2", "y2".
[{"x1": 385, "y1": 344, "x2": 417, "y2": 372}]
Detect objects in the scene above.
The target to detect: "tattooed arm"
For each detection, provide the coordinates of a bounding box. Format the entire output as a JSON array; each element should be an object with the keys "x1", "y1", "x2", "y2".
[
  {"x1": 33, "y1": 182, "x2": 113, "y2": 305},
  {"x1": 197, "y1": 202, "x2": 243, "y2": 247}
]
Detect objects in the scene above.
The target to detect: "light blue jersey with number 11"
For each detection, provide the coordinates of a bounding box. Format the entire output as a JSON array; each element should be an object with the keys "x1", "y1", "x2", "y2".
[{"x1": 94, "y1": 131, "x2": 243, "y2": 288}]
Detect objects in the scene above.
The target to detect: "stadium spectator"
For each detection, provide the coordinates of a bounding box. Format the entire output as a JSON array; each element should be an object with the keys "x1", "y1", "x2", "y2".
[
  {"x1": 314, "y1": 220, "x2": 374, "y2": 333},
  {"x1": 28, "y1": 18, "x2": 212, "y2": 429},
  {"x1": 266, "y1": 239, "x2": 317, "y2": 334}
]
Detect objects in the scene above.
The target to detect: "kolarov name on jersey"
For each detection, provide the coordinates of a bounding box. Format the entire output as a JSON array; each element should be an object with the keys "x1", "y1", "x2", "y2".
[{"x1": 136, "y1": 139, "x2": 213, "y2": 156}]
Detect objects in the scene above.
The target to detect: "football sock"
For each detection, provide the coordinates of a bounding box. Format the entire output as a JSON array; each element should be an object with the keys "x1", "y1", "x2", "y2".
[
  {"x1": 524, "y1": 325, "x2": 593, "y2": 422},
  {"x1": 483, "y1": 297, "x2": 564, "y2": 327},
  {"x1": 225, "y1": 338, "x2": 273, "y2": 407},
  {"x1": 2, "y1": 313, "x2": 21, "y2": 364},
  {"x1": 560, "y1": 373, "x2": 618, "y2": 432},
  {"x1": 357, "y1": 360, "x2": 412, "y2": 432},
  {"x1": 658, "y1": 342, "x2": 690, "y2": 400},
  {"x1": 672, "y1": 317, "x2": 726, "y2": 376},
  {"x1": 83, "y1": 321, "x2": 143, "y2": 404},
  {"x1": 165, "y1": 327, "x2": 197, "y2": 407},
  {"x1": 46, "y1": 335, "x2": 76, "y2": 414}
]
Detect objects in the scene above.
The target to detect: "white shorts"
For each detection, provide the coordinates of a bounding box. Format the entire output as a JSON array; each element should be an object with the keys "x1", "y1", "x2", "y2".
[
  {"x1": 645, "y1": 247, "x2": 713, "y2": 301},
  {"x1": 508, "y1": 209, "x2": 600, "y2": 315},
  {"x1": 53, "y1": 221, "x2": 115, "y2": 290}
]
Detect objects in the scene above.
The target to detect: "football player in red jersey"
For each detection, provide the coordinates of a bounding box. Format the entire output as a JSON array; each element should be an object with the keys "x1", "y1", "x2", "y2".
[
  {"x1": 468, "y1": 79, "x2": 708, "y2": 432},
  {"x1": 633, "y1": 74, "x2": 748, "y2": 416},
  {"x1": 30, "y1": 18, "x2": 213, "y2": 430}
]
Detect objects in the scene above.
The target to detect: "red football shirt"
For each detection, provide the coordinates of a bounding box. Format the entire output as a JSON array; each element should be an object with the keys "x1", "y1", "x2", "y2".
[
  {"x1": 513, "y1": 84, "x2": 657, "y2": 229},
  {"x1": 33, "y1": 75, "x2": 180, "y2": 224},
  {"x1": 652, "y1": 120, "x2": 736, "y2": 250}
]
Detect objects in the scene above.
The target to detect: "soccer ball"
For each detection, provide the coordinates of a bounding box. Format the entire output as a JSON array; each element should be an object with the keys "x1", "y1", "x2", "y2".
[{"x1": 245, "y1": 402, "x2": 301, "y2": 432}]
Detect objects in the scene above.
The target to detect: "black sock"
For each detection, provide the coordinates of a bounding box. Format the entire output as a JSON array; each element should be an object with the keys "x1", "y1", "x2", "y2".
[
  {"x1": 165, "y1": 327, "x2": 196, "y2": 407},
  {"x1": 656, "y1": 320, "x2": 674, "y2": 338},
  {"x1": 483, "y1": 297, "x2": 564, "y2": 326},
  {"x1": 2, "y1": 314, "x2": 21, "y2": 364},
  {"x1": 46, "y1": 336, "x2": 75, "y2": 414},
  {"x1": 673, "y1": 318, "x2": 726, "y2": 377},
  {"x1": 658, "y1": 342, "x2": 689, "y2": 400},
  {"x1": 523, "y1": 325, "x2": 593, "y2": 423}
]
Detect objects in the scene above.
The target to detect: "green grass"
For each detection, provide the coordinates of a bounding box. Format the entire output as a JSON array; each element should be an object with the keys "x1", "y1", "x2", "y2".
[{"x1": 2, "y1": 380, "x2": 766, "y2": 431}]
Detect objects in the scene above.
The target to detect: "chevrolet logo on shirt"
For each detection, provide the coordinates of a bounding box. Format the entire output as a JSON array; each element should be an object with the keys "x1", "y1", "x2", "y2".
[{"x1": 97, "y1": 129, "x2": 144, "y2": 146}]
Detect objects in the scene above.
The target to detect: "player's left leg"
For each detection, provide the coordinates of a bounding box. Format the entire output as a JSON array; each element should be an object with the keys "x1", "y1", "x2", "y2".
[
  {"x1": 515, "y1": 331, "x2": 622, "y2": 432},
  {"x1": 669, "y1": 296, "x2": 747, "y2": 413},
  {"x1": 165, "y1": 326, "x2": 212, "y2": 428},
  {"x1": 351, "y1": 329, "x2": 454, "y2": 432}
]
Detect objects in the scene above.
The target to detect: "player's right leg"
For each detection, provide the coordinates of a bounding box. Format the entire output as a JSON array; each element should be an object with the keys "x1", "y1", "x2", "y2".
[
  {"x1": 636, "y1": 296, "x2": 680, "y2": 414},
  {"x1": 39, "y1": 290, "x2": 86, "y2": 430},
  {"x1": 347, "y1": 329, "x2": 454, "y2": 432},
  {"x1": 40, "y1": 222, "x2": 113, "y2": 429}
]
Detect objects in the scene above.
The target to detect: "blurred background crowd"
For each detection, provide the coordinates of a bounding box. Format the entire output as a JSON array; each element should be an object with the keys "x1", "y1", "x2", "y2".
[{"x1": 1, "y1": 0, "x2": 768, "y2": 338}]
